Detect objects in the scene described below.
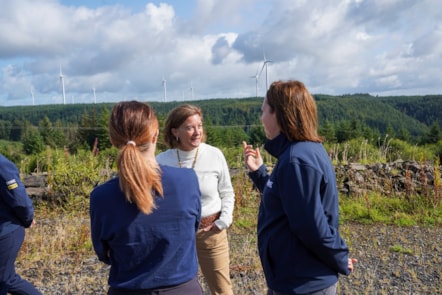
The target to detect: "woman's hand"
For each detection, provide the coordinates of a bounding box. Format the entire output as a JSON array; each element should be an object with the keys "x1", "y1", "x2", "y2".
[
  {"x1": 242, "y1": 141, "x2": 263, "y2": 172},
  {"x1": 202, "y1": 223, "x2": 221, "y2": 232},
  {"x1": 348, "y1": 258, "x2": 358, "y2": 273}
]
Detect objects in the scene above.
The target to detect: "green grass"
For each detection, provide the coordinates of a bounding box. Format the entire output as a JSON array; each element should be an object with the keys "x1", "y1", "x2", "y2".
[
  {"x1": 22, "y1": 146, "x2": 441, "y2": 228},
  {"x1": 390, "y1": 245, "x2": 414, "y2": 255},
  {"x1": 339, "y1": 192, "x2": 442, "y2": 226}
]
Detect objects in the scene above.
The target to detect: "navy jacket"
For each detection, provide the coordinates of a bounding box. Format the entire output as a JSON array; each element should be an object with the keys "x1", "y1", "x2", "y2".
[
  {"x1": 90, "y1": 164, "x2": 201, "y2": 290},
  {"x1": 0, "y1": 154, "x2": 35, "y2": 237},
  {"x1": 249, "y1": 134, "x2": 349, "y2": 294}
]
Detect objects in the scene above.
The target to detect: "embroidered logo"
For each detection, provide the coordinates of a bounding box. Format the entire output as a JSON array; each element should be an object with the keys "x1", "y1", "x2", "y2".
[
  {"x1": 6, "y1": 179, "x2": 18, "y2": 190},
  {"x1": 266, "y1": 180, "x2": 273, "y2": 189}
]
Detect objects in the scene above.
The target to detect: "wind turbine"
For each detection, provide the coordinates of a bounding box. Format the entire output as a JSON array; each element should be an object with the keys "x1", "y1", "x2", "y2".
[
  {"x1": 250, "y1": 65, "x2": 260, "y2": 97},
  {"x1": 31, "y1": 87, "x2": 35, "y2": 105},
  {"x1": 189, "y1": 82, "x2": 194, "y2": 101},
  {"x1": 162, "y1": 77, "x2": 167, "y2": 102},
  {"x1": 59, "y1": 65, "x2": 66, "y2": 104},
  {"x1": 93, "y1": 87, "x2": 97, "y2": 104},
  {"x1": 260, "y1": 54, "x2": 272, "y2": 91}
]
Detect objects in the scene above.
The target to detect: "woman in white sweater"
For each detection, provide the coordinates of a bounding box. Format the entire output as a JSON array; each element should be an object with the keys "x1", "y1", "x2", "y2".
[{"x1": 156, "y1": 104, "x2": 235, "y2": 295}]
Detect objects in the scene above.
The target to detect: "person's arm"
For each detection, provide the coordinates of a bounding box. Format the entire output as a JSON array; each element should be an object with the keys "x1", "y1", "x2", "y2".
[
  {"x1": 190, "y1": 170, "x2": 202, "y2": 232},
  {"x1": 1, "y1": 159, "x2": 34, "y2": 228},
  {"x1": 215, "y1": 151, "x2": 235, "y2": 230},
  {"x1": 280, "y1": 162, "x2": 350, "y2": 275},
  {"x1": 89, "y1": 192, "x2": 111, "y2": 265},
  {"x1": 247, "y1": 165, "x2": 269, "y2": 193}
]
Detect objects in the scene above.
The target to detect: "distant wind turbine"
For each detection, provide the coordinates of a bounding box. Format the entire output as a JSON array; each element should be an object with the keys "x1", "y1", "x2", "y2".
[
  {"x1": 31, "y1": 87, "x2": 35, "y2": 105},
  {"x1": 59, "y1": 65, "x2": 66, "y2": 104},
  {"x1": 162, "y1": 78, "x2": 167, "y2": 102},
  {"x1": 189, "y1": 82, "x2": 194, "y2": 101},
  {"x1": 250, "y1": 65, "x2": 260, "y2": 97},
  {"x1": 93, "y1": 87, "x2": 97, "y2": 104},
  {"x1": 260, "y1": 54, "x2": 272, "y2": 91}
]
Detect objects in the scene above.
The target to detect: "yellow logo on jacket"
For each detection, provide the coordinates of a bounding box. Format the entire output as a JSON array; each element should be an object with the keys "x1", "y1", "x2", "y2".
[{"x1": 6, "y1": 179, "x2": 18, "y2": 190}]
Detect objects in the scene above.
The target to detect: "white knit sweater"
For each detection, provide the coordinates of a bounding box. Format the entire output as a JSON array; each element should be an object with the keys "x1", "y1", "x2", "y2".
[{"x1": 156, "y1": 143, "x2": 235, "y2": 229}]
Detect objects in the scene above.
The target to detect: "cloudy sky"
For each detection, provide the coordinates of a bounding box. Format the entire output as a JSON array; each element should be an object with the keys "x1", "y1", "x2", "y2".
[{"x1": 0, "y1": 0, "x2": 440, "y2": 106}]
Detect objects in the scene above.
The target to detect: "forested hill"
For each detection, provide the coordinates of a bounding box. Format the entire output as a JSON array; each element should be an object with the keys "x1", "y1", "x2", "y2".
[
  {"x1": 0, "y1": 94, "x2": 440, "y2": 142},
  {"x1": 314, "y1": 94, "x2": 438, "y2": 139}
]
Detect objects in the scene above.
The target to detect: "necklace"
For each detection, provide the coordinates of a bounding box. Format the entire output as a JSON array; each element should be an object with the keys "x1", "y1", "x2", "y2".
[{"x1": 177, "y1": 147, "x2": 199, "y2": 169}]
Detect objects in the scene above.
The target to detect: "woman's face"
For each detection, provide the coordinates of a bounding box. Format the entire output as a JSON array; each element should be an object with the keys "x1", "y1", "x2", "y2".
[
  {"x1": 172, "y1": 114, "x2": 203, "y2": 151},
  {"x1": 261, "y1": 97, "x2": 280, "y2": 140}
]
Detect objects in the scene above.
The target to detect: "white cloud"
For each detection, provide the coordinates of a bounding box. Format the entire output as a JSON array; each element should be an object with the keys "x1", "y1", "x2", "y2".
[{"x1": 0, "y1": 0, "x2": 441, "y2": 106}]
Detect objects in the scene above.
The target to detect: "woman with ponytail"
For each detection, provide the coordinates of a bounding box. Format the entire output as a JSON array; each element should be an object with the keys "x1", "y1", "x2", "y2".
[{"x1": 90, "y1": 100, "x2": 202, "y2": 295}]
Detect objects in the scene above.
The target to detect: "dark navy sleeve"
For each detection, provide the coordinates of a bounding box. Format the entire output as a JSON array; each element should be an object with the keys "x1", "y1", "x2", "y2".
[
  {"x1": 248, "y1": 165, "x2": 269, "y2": 193},
  {"x1": 89, "y1": 186, "x2": 111, "y2": 265},
  {"x1": 279, "y1": 162, "x2": 350, "y2": 275},
  {"x1": 0, "y1": 155, "x2": 35, "y2": 228},
  {"x1": 194, "y1": 186, "x2": 201, "y2": 232}
]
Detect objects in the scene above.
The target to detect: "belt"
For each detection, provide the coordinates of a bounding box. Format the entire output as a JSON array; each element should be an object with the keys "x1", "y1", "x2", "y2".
[{"x1": 199, "y1": 212, "x2": 221, "y2": 229}]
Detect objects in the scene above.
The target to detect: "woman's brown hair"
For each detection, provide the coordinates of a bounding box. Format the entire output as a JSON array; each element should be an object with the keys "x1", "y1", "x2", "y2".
[
  {"x1": 266, "y1": 80, "x2": 323, "y2": 143},
  {"x1": 162, "y1": 104, "x2": 206, "y2": 148},
  {"x1": 109, "y1": 101, "x2": 163, "y2": 214}
]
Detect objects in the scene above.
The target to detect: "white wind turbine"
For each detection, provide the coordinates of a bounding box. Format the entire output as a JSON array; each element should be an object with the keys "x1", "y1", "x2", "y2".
[
  {"x1": 250, "y1": 65, "x2": 261, "y2": 97},
  {"x1": 162, "y1": 77, "x2": 167, "y2": 102},
  {"x1": 93, "y1": 87, "x2": 97, "y2": 104},
  {"x1": 260, "y1": 54, "x2": 272, "y2": 91},
  {"x1": 31, "y1": 87, "x2": 35, "y2": 105},
  {"x1": 189, "y1": 82, "x2": 194, "y2": 101},
  {"x1": 59, "y1": 65, "x2": 66, "y2": 104}
]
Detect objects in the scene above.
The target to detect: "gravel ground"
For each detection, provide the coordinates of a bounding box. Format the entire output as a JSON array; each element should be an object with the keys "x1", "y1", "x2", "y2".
[{"x1": 16, "y1": 223, "x2": 441, "y2": 295}]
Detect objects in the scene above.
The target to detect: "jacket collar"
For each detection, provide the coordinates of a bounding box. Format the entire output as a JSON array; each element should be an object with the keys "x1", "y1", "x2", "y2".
[{"x1": 264, "y1": 133, "x2": 292, "y2": 158}]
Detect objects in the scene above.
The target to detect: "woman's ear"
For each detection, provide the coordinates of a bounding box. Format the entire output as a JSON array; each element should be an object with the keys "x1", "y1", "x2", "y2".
[
  {"x1": 153, "y1": 129, "x2": 159, "y2": 144},
  {"x1": 171, "y1": 128, "x2": 178, "y2": 138}
]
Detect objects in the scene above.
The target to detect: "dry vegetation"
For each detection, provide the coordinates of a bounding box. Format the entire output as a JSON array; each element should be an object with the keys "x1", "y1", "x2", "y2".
[
  {"x1": 16, "y1": 171, "x2": 442, "y2": 294},
  {"x1": 17, "y1": 214, "x2": 442, "y2": 294}
]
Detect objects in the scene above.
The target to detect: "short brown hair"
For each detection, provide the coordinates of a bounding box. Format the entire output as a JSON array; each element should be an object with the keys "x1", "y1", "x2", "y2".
[
  {"x1": 162, "y1": 104, "x2": 206, "y2": 148},
  {"x1": 266, "y1": 80, "x2": 323, "y2": 142}
]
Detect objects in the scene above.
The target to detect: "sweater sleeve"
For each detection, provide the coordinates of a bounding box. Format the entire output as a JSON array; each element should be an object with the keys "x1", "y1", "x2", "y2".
[
  {"x1": 215, "y1": 151, "x2": 235, "y2": 229},
  {"x1": 279, "y1": 162, "x2": 350, "y2": 275},
  {"x1": 248, "y1": 164, "x2": 269, "y2": 193},
  {"x1": 0, "y1": 157, "x2": 34, "y2": 228},
  {"x1": 89, "y1": 189, "x2": 111, "y2": 265}
]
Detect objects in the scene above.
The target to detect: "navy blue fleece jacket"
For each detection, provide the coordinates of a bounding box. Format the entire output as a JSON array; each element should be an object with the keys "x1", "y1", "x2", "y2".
[
  {"x1": 90, "y1": 164, "x2": 201, "y2": 290},
  {"x1": 0, "y1": 154, "x2": 34, "y2": 237},
  {"x1": 248, "y1": 134, "x2": 349, "y2": 294}
]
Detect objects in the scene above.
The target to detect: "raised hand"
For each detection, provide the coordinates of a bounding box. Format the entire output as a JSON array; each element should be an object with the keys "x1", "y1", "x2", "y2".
[{"x1": 242, "y1": 141, "x2": 263, "y2": 172}]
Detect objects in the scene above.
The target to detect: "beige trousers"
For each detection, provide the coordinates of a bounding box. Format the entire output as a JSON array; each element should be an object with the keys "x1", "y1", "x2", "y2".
[{"x1": 196, "y1": 229, "x2": 234, "y2": 295}]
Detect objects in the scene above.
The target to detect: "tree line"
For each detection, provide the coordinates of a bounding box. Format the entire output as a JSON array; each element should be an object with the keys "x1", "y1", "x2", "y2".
[{"x1": 0, "y1": 94, "x2": 441, "y2": 164}]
